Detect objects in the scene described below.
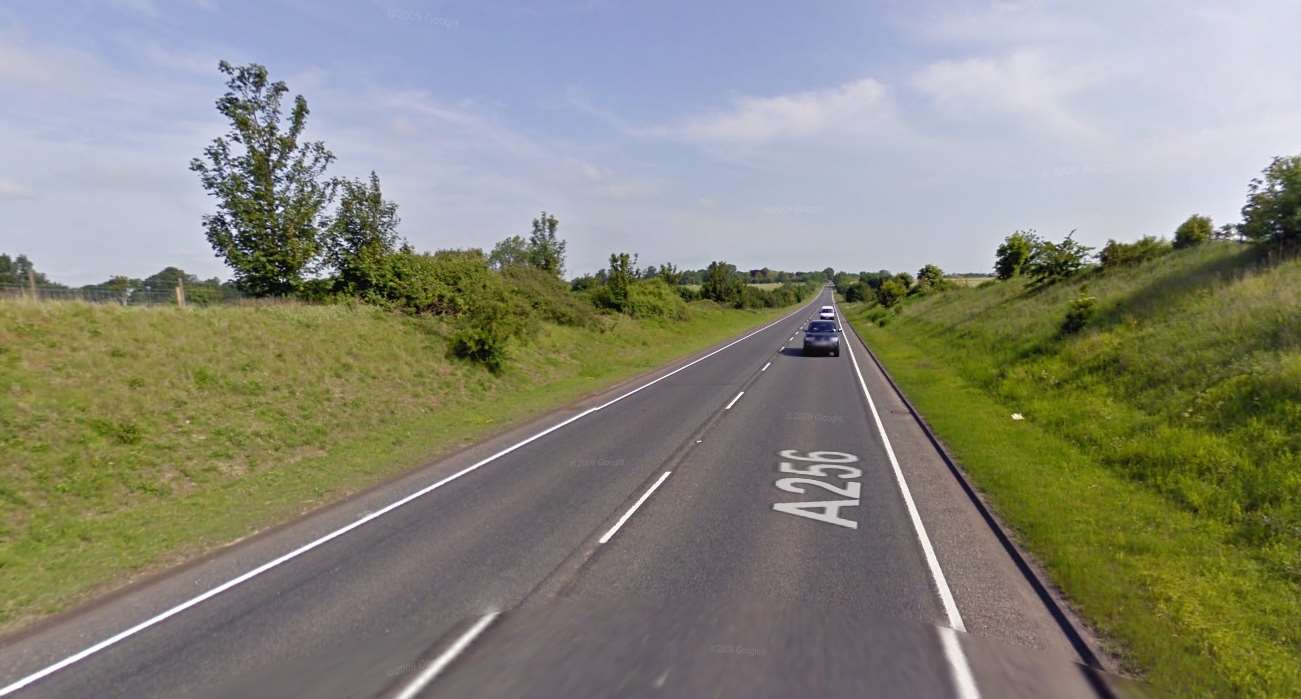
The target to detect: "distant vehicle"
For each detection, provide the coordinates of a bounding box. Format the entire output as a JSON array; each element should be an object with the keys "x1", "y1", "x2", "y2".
[
  {"x1": 818, "y1": 305, "x2": 835, "y2": 320},
  {"x1": 803, "y1": 320, "x2": 840, "y2": 356}
]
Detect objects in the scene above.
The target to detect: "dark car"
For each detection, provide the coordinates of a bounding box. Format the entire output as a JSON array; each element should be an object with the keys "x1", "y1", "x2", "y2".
[{"x1": 802, "y1": 320, "x2": 841, "y2": 356}]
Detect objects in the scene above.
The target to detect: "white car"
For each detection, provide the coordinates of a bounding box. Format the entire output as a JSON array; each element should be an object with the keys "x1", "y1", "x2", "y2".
[{"x1": 818, "y1": 305, "x2": 835, "y2": 320}]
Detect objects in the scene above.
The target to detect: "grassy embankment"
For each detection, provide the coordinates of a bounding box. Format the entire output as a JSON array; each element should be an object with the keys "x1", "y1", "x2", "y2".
[
  {"x1": 0, "y1": 299, "x2": 794, "y2": 633},
  {"x1": 843, "y1": 242, "x2": 1299, "y2": 697}
]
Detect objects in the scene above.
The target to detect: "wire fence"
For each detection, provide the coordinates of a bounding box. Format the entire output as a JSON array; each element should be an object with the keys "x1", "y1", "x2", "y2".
[{"x1": 0, "y1": 283, "x2": 247, "y2": 306}]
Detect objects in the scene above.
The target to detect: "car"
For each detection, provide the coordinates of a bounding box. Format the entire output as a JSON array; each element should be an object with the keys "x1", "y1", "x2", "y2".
[
  {"x1": 818, "y1": 305, "x2": 835, "y2": 320},
  {"x1": 803, "y1": 320, "x2": 841, "y2": 356}
]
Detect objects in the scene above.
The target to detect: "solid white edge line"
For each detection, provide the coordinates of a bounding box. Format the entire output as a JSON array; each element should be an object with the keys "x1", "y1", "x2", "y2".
[
  {"x1": 392, "y1": 612, "x2": 499, "y2": 699},
  {"x1": 0, "y1": 302, "x2": 816, "y2": 698},
  {"x1": 761, "y1": 361, "x2": 771, "y2": 372},
  {"x1": 598, "y1": 471, "x2": 672, "y2": 544},
  {"x1": 838, "y1": 303, "x2": 967, "y2": 632},
  {"x1": 939, "y1": 626, "x2": 981, "y2": 699},
  {"x1": 723, "y1": 391, "x2": 745, "y2": 410}
]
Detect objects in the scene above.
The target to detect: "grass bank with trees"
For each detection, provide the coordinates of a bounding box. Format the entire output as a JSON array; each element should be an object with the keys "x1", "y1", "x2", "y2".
[
  {"x1": 838, "y1": 154, "x2": 1300, "y2": 696},
  {"x1": 0, "y1": 297, "x2": 801, "y2": 633}
]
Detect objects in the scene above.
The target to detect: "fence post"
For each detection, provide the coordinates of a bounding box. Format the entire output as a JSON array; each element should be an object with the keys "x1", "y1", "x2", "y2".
[
  {"x1": 27, "y1": 268, "x2": 37, "y2": 300},
  {"x1": 176, "y1": 277, "x2": 186, "y2": 307}
]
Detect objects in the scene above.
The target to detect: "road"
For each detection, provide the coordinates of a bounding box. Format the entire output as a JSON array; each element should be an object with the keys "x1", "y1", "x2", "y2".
[{"x1": 0, "y1": 290, "x2": 1121, "y2": 698}]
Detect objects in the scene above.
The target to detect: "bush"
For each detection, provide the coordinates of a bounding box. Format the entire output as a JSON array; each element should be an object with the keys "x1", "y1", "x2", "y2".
[
  {"x1": 844, "y1": 282, "x2": 867, "y2": 303},
  {"x1": 1025, "y1": 231, "x2": 1094, "y2": 288},
  {"x1": 1174, "y1": 214, "x2": 1213, "y2": 249},
  {"x1": 502, "y1": 265, "x2": 595, "y2": 327},
  {"x1": 995, "y1": 230, "x2": 1039, "y2": 280},
  {"x1": 1099, "y1": 236, "x2": 1171, "y2": 269},
  {"x1": 624, "y1": 278, "x2": 687, "y2": 320},
  {"x1": 877, "y1": 278, "x2": 907, "y2": 307},
  {"x1": 675, "y1": 285, "x2": 701, "y2": 302},
  {"x1": 1060, "y1": 290, "x2": 1097, "y2": 335},
  {"x1": 1240, "y1": 154, "x2": 1301, "y2": 248}
]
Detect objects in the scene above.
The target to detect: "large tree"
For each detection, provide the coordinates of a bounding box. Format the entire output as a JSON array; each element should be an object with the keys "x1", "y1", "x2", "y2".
[
  {"x1": 322, "y1": 171, "x2": 401, "y2": 294},
  {"x1": 995, "y1": 230, "x2": 1038, "y2": 280},
  {"x1": 488, "y1": 235, "x2": 530, "y2": 270},
  {"x1": 190, "y1": 61, "x2": 336, "y2": 296},
  {"x1": 701, "y1": 261, "x2": 743, "y2": 305},
  {"x1": 526, "y1": 211, "x2": 566, "y2": 276},
  {"x1": 1240, "y1": 154, "x2": 1301, "y2": 248}
]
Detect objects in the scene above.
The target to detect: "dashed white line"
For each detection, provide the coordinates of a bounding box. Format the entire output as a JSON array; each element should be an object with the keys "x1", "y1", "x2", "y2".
[
  {"x1": 0, "y1": 302, "x2": 818, "y2": 698},
  {"x1": 392, "y1": 612, "x2": 500, "y2": 699},
  {"x1": 939, "y1": 626, "x2": 981, "y2": 699},
  {"x1": 724, "y1": 391, "x2": 745, "y2": 410},
  {"x1": 599, "y1": 471, "x2": 672, "y2": 544},
  {"x1": 761, "y1": 361, "x2": 772, "y2": 372}
]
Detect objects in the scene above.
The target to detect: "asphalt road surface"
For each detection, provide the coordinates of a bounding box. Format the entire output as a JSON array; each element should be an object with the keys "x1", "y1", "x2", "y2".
[{"x1": 0, "y1": 290, "x2": 1126, "y2": 698}]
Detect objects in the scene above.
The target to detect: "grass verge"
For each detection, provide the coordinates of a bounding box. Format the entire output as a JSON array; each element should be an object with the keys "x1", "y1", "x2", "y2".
[
  {"x1": 0, "y1": 299, "x2": 794, "y2": 634},
  {"x1": 842, "y1": 243, "x2": 1299, "y2": 697}
]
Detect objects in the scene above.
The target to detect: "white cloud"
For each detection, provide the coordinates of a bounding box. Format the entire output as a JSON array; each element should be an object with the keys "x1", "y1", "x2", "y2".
[
  {"x1": 648, "y1": 78, "x2": 893, "y2": 146},
  {"x1": 912, "y1": 49, "x2": 1101, "y2": 141}
]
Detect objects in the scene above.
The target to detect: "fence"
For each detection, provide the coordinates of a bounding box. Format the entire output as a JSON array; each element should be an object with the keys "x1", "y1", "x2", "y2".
[{"x1": 0, "y1": 282, "x2": 246, "y2": 307}]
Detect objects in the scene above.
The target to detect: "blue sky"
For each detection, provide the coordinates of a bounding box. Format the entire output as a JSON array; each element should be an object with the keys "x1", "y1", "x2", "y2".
[{"x1": 2, "y1": 0, "x2": 1300, "y2": 284}]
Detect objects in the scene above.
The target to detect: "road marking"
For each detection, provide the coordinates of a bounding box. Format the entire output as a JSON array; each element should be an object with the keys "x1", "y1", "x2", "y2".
[
  {"x1": 392, "y1": 612, "x2": 499, "y2": 699},
  {"x1": 939, "y1": 626, "x2": 981, "y2": 699},
  {"x1": 761, "y1": 361, "x2": 771, "y2": 372},
  {"x1": 724, "y1": 391, "x2": 745, "y2": 410},
  {"x1": 838, "y1": 303, "x2": 966, "y2": 631},
  {"x1": 0, "y1": 303, "x2": 817, "y2": 698},
  {"x1": 838, "y1": 301, "x2": 979, "y2": 698},
  {"x1": 599, "y1": 471, "x2": 672, "y2": 544}
]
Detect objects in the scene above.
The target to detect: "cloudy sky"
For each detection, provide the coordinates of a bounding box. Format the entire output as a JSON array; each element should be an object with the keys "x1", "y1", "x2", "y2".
[{"x1": 2, "y1": 0, "x2": 1299, "y2": 285}]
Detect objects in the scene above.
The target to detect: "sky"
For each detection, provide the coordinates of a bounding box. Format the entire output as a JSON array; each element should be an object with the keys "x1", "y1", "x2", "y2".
[{"x1": 2, "y1": 0, "x2": 1300, "y2": 285}]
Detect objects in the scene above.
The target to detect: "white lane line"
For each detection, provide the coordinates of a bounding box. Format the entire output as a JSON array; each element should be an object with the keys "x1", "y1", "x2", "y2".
[
  {"x1": 724, "y1": 391, "x2": 745, "y2": 410},
  {"x1": 939, "y1": 626, "x2": 981, "y2": 699},
  {"x1": 838, "y1": 303, "x2": 967, "y2": 631},
  {"x1": 599, "y1": 471, "x2": 672, "y2": 544},
  {"x1": 761, "y1": 361, "x2": 772, "y2": 372},
  {"x1": 392, "y1": 612, "x2": 499, "y2": 699},
  {"x1": 0, "y1": 303, "x2": 817, "y2": 698}
]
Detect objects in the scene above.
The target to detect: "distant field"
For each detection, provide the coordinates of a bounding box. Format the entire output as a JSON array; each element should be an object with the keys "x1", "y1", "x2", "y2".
[
  {"x1": 844, "y1": 242, "x2": 1300, "y2": 696},
  {"x1": 0, "y1": 299, "x2": 794, "y2": 633},
  {"x1": 945, "y1": 276, "x2": 994, "y2": 287},
  {"x1": 681, "y1": 282, "x2": 785, "y2": 292}
]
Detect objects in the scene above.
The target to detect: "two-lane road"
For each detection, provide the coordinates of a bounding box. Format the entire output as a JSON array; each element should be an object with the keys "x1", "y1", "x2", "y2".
[{"x1": 0, "y1": 290, "x2": 1112, "y2": 698}]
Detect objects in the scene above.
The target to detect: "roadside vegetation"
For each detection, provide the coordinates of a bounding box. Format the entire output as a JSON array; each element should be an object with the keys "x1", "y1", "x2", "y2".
[
  {"x1": 0, "y1": 60, "x2": 822, "y2": 633},
  {"x1": 838, "y1": 155, "x2": 1300, "y2": 696}
]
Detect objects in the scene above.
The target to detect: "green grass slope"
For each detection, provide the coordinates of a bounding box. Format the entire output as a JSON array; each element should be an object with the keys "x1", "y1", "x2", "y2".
[
  {"x1": 844, "y1": 242, "x2": 1299, "y2": 696},
  {"x1": 0, "y1": 300, "x2": 792, "y2": 633}
]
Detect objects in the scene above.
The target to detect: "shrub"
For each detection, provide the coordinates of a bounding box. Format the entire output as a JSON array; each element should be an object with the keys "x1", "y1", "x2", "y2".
[
  {"x1": 676, "y1": 285, "x2": 701, "y2": 302},
  {"x1": 1060, "y1": 289, "x2": 1097, "y2": 335},
  {"x1": 1174, "y1": 214, "x2": 1213, "y2": 249},
  {"x1": 844, "y1": 282, "x2": 867, "y2": 303},
  {"x1": 995, "y1": 230, "x2": 1039, "y2": 280},
  {"x1": 502, "y1": 265, "x2": 595, "y2": 327},
  {"x1": 913, "y1": 264, "x2": 951, "y2": 295},
  {"x1": 1240, "y1": 154, "x2": 1301, "y2": 248},
  {"x1": 624, "y1": 278, "x2": 687, "y2": 319},
  {"x1": 1025, "y1": 231, "x2": 1094, "y2": 288},
  {"x1": 1099, "y1": 236, "x2": 1171, "y2": 269},
  {"x1": 877, "y1": 278, "x2": 907, "y2": 307}
]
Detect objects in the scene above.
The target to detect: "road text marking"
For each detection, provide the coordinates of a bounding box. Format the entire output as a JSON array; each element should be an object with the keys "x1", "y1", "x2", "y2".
[{"x1": 599, "y1": 471, "x2": 672, "y2": 543}]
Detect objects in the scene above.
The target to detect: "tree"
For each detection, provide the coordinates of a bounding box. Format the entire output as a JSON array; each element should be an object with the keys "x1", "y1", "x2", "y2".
[
  {"x1": 1240, "y1": 154, "x2": 1301, "y2": 248},
  {"x1": 1173, "y1": 214, "x2": 1213, "y2": 249},
  {"x1": 526, "y1": 211, "x2": 566, "y2": 276},
  {"x1": 323, "y1": 171, "x2": 400, "y2": 294},
  {"x1": 701, "y1": 261, "x2": 743, "y2": 306},
  {"x1": 606, "y1": 252, "x2": 636, "y2": 310},
  {"x1": 1024, "y1": 231, "x2": 1094, "y2": 288},
  {"x1": 658, "y1": 262, "x2": 681, "y2": 285},
  {"x1": 190, "y1": 61, "x2": 336, "y2": 296},
  {"x1": 995, "y1": 230, "x2": 1038, "y2": 280},
  {"x1": 876, "y1": 278, "x2": 907, "y2": 307},
  {"x1": 893, "y1": 272, "x2": 914, "y2": 289},
  {"x1": 916, "y1": 264, "x2": 946, "y2": 291},
  {"x1": 0, "y1": 253, "x2": 56, "y2": 286},
  {"x1": 488, "y1": 235, "x2": 530, "y2": 270}
]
